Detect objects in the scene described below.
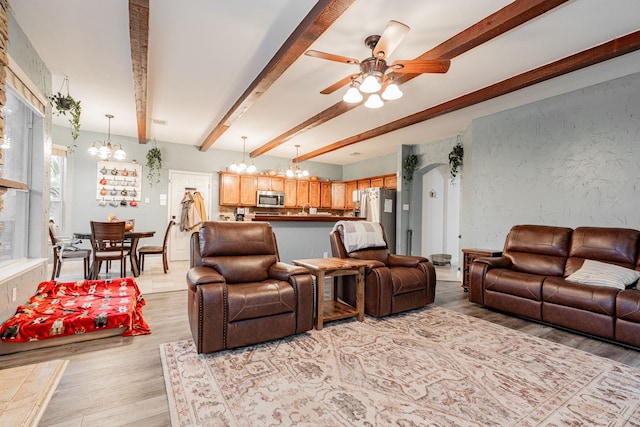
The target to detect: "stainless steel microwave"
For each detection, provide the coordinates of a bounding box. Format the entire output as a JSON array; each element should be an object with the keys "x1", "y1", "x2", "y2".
[{"x1": 256, "y1": 190, "x2": 285, "y2": 208}]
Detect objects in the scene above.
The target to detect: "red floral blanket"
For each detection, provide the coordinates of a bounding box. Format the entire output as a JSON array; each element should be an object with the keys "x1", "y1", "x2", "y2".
[{"x1": 0, "y1": 277, "x2": 151, "y2": 342}]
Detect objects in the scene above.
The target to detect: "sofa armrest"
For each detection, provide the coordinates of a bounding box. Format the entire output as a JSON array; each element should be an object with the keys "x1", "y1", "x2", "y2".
[
  {"x1": 186, "y1": 266, "x2": 225, "y2": 291},
  {"x1": 387, "y1": 254, "x2": 428, "y2": 268},
  {"x1": 269, "y1": 262, "x2": 309, "y2": 281},
  {"x1": 474, "y1": 256, "x2": 512, "y2": 269},
  {"x1": 468, "y1": 256, "x2": 511, "y2": 304}
]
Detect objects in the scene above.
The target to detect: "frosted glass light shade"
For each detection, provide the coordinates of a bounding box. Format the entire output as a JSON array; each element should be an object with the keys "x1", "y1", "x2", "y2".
[
  {"x1": 343, "y1": 86, "x2": 363, "y2": 103},
  {"x1": 360, "y1": 75, "x2": 381, "y2": 93},
  {"x1": 364, "y1": 94, "x2": 384, "y2": 109},
  {"x1": 381, "y1": 83, "x2": 403, "y2": 101}
]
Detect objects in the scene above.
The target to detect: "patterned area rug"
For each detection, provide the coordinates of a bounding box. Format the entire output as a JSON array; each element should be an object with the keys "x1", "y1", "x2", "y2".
[{"x1": 160, "y1": 307, "x2": 640, "y2": 426}]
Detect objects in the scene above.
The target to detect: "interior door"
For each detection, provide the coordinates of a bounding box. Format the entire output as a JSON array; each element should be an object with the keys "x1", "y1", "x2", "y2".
[{"x1": 168, "y1": 170, "x2": 212, "y2": 261}]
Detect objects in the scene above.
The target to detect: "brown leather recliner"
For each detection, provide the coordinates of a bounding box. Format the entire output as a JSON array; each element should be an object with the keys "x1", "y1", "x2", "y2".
[
  {"x1": 187, "y1": 221, "x2": 314, "y2": 354},
  {"x1": 330, "y1": 223, "x2": 436, "y2": 317}
]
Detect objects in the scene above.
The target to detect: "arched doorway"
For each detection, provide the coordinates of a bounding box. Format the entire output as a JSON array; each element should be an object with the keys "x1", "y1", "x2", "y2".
[{"x1": 421, "y1": 164, "x2": 461, "y2": 275}]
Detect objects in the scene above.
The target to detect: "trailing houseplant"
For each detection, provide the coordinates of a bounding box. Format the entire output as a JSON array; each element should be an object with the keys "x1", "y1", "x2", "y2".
[
  {"x1": 403, "y1": 152, "x2": 419, "y2": 183},
  {"x1": 146, "y1": 144, "x2": 162, "y2": 186},
  {"x1": 50, "y1": 77, "x2": 81, "y2": 152},
  {"x1": 448, "y1": 139, "x2": 464, "y2": 182}
]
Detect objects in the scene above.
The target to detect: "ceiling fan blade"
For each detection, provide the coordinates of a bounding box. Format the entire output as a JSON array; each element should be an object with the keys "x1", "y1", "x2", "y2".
[
  {"x1": 320, "y1": 74, "x2": 360, "y2": 95},
  {"x1": 390, "y1": 59, "x2": 451, "y2": 74},
  {"x1": 373, "y1": 20, "x2": 410, "y2": 59},
  {"x1": 305, "y1": 50, "x2": 360, "y2": 65}
]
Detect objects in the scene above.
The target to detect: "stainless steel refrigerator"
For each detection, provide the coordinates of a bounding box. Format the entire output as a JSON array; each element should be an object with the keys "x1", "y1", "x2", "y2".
[{"x1": 357, "y1": 187, "x2": 397, "y2": 253}]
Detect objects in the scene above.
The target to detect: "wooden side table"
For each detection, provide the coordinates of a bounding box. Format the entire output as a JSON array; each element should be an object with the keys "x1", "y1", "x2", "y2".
[
  {"x1": 461, "y1": 248, "x2": 502, "y2": 292},
  {"x1": 292, "y1": 258, "x2": 367, "y2": 330}
]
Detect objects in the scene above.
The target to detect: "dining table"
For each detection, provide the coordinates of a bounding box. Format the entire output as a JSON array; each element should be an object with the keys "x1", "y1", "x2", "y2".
[{"x1": 73, "y1": 230, "x2": 156, "y2": 278}]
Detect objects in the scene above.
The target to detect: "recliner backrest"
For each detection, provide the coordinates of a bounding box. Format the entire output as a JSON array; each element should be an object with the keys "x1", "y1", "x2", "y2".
[
  {"x1": 565, "y1": 227, "x2": 640, "y2": 276},
  {"x1": 197, "y1": 221, "x2": 278, "y2": 283},
  {"x1": 330, "y1": 223, "x2": 389, "y2": 264},
  {"x1": 503, "y1": 225, "x2": 572, "y2": 276}
]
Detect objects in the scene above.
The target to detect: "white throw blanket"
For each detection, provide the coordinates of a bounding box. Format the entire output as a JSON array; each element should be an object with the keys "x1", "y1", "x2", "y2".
[{"x1": 333, "y1": 221, "x2": 386, "y2": 253}]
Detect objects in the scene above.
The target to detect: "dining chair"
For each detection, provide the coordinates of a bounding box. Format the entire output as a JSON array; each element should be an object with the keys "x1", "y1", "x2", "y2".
[
  {"x1": 138, "y1": 220, "x2": 174, "y2": 273},
  {"x1": 49, "y1": 226, "x2": 91, "y2": 280},
  {"x1": 90, "y1": 221, "x2": 129, "y2": 279}
]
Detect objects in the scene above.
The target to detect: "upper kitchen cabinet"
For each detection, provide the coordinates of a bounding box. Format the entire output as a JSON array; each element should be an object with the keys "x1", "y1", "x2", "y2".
[
  {"x1": 331, "y1": 182, "x2": 346, "y2": 210},
  {"x1": 320, "y1": 181, "x2": 332, "y2": 209},
  {"x1": 219, "y1": 172, "x2": 257, "y2": 206},
  {"x1": 257, "y1": 175, "x2": 285, "y2": 192},
  {"x1": 219, "y1": 172, "x2": 240, "y2": 205},
  {"x1": 383, "y1": 174, "x2": 397, "y2": 189}
]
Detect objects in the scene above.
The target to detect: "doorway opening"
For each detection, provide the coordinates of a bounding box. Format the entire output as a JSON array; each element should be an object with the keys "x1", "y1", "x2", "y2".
[{"x1": 421, "y1": 164, "x2": 460, "y2": 281}]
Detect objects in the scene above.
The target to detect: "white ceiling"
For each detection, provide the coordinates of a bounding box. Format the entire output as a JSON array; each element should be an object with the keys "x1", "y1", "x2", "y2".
[{"x1": 9, "y1": 0, "x2": 640, "y2": 165}]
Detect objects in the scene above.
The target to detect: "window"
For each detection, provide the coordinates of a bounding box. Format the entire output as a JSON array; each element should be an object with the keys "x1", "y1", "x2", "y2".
[
  {"x1": 49, "y1": 147, "x2": 67, "y2": 229},
  {"x1": 0, "y1": 86, "x2": 39, "y2": 267}
]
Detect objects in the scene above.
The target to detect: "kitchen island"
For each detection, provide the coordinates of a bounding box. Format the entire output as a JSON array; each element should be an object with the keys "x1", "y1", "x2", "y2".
[{"x1": 252, "y1": 214, "x2": 364, "y2": 263}]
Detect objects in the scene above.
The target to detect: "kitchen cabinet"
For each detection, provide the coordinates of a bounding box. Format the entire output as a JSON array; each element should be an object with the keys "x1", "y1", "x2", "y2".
[
  {"x1": 345, "y1": 181, "x2": 357, "y2": 209},
  {"x1": 271, "y1": 177, "x2": 285, "y2": 192},
  {"x1": 219, "y1": 172, "x2": 240, "y2": 206},
  {"x1": 370, "y1": 177, "x2": 384, "y2": 188},
  {"x1": 309, "y1": 181, "x2": 321, "y2": 207},
  {"x1": 257, "y1": 176, "x2": 271, "y2": 191},
  {"x1": 357, "y1": 179, "x2": 371, "y2": 189},
  {"x1": 297, "y1": 180, "x2": 309, "y2": 208},
  {"x1": 320, "y1": 182, "x2": 332, "y2": 209},
  {"x1": 331, "y1": 182, "x2": 346, "y2": 209},
  {"x1": 240, "y1": 175, "x2": 257, "y2": 206},
  {"x1": 257, "y1": 175, "x2": 285, "y2": 192},
  {"x1": 284, "y1": 179, "x2": 297, "y2": 207},
  {"x1": 383, "y1": 174, "x2": 397, "y2": 189}
]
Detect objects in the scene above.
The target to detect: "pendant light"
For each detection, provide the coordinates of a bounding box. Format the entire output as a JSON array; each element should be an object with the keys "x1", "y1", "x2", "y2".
[
  {"x1": 229, "y1": 136, "x2": 256, "y2": 174},
  {"x1": 88, "y1": 114, "x2": 126, "y2": 160},
  {"x1": 286, "y1": 145, "x2": 309, "y2": 178}
]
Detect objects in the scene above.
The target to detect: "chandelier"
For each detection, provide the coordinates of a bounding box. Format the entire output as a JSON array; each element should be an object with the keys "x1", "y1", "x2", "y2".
[
  {"x1": 229, "y1": 136, "x2": 257, "y2": 174},
  {"x1": 88, "y1": 114, "x2": 126, "y2": 160},
  {"x1": 286, "y1": 145, "x2": 309, "y2": 178}
]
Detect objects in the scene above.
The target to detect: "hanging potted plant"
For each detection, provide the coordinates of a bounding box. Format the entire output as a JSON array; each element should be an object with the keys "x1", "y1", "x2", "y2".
[
  {"x1": 146, "y1": 142, "x2": 162, "y2": 186},
  {"x1": 403, "y1": 152, "x2": 419, "y2": 184},
  {"x1": 50, "y1": 76, "x2": 81, "y2": 151},
  {"x1": 448, "y1": 137, "x2": 464, "y2": 182}
]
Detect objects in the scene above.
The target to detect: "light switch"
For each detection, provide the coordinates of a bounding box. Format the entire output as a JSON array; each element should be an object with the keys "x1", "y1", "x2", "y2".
[{"x1": 402, "y1": 204, "x2": 410, "y2": 211}]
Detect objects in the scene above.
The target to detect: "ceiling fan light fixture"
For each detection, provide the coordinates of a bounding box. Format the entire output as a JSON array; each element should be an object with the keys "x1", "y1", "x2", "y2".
[
  {"x1": 360, "y1": 74, "x2": 381, "y2": 93},
  {"x1": 364, "y1": 94, "x2": 384, "y2": 109},
  {"x1": 381, "y1": 82, "x2": 403, "y2": 101},
  {"x1": 343, "y1": 85, "x2": 363, "y2": 103}
]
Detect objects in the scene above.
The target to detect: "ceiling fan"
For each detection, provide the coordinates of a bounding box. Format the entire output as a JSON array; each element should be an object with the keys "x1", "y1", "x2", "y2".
[{"x1": 305, "y1": 20, "x2": 451, "y2": 108}]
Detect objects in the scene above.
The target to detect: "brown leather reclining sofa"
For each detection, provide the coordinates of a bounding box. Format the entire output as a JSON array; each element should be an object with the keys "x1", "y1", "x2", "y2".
[{"x1": 469, "y1": 224, "x2": 640, "y2": 349}]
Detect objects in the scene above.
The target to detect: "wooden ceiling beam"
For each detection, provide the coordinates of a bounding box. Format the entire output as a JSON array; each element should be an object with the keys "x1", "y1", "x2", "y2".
[
  {"x1": 129, "y1": 0, "x2": 149, "y2": 144},
  {"x1": 296, "y1": 31, "x2": 640, "y2": 162},
  {"x1": 252, "y1": 0, "x2": 570, "y2": 158},
  {"x1": 198, "y1": 0, "x2": 356, "y2": 152}
]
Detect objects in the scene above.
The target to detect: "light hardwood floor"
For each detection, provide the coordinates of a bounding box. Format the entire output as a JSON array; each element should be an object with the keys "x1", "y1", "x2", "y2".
[{"x1": 0, "y1": 263, "x2": 639, "y2": 426}]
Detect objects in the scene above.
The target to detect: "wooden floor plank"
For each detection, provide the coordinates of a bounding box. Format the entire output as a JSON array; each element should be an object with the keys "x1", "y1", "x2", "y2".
[{"x1": 0, "y1": 268, "x2": 639, "y2": 425}]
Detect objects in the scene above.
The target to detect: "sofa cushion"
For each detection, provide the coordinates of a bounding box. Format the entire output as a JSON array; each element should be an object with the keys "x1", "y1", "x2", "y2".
[
  {"x1": 543, "y1": 277, "x2": 617, "y2": 315},
  {"x1": 565, "y1": 259, "x2": 640, "y2": 290},
  {"x1": 503, "y1": 225, "x2": 572, "y2": 276},
  {"x1": 565, "y1": 227, "x2": 640, "y2": 275},
  {"x1": 226, "y1": 280, "x2": 295, "y2": 322},
  {"x1": 485, "y1": 269, "x2": 544, "y2": 301}
]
